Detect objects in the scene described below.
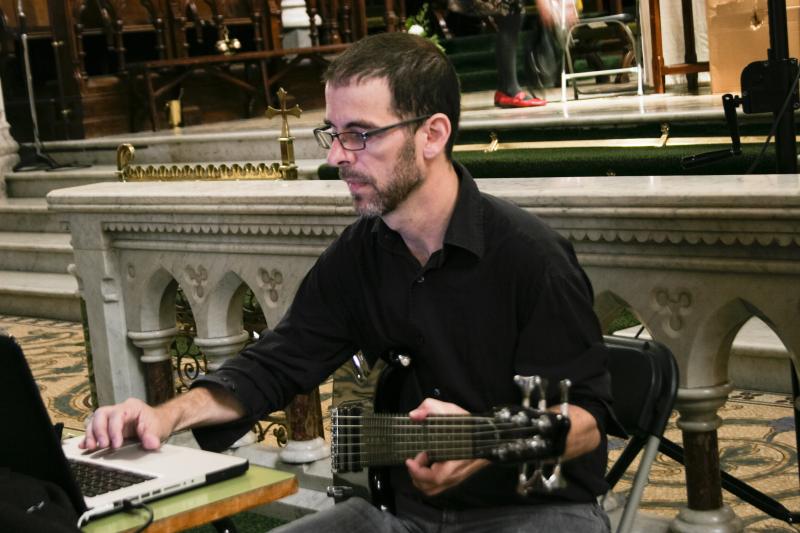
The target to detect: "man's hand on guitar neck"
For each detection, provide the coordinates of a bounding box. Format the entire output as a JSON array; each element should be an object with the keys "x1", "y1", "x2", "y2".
[{"x1": 404, "y1": 398, "x2": 491, "y2": 497}]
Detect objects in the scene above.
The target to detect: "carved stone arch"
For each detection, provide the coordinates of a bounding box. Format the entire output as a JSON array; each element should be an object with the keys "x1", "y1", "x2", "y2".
[
  {"x1": 681, "y1": 298, "x2": 755, "y2": 389},
  {"x1": 138, "y1": 267, "x2": 179, "y2": 332},
  {"x1": 194, "y1": 270, "x2": 250, "y2": 339},
  {"x1": 740, "y1": 297, "x2": 800, "y2": 373}
]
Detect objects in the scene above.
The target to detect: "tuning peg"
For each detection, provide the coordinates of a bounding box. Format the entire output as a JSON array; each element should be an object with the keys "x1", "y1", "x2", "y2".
[
  {"x1": 536, "y1": 378, "x2": 548, "y2": 411},
  {"x1": 542, "y1": 461, "x2": 567, "y2": 491},
  {"x1": 559, "y1": 379, "x2": 571, "y2": 416},
  {"x1": 515, "y1": 374, "x2": 548, "y2": 408},
  {"x1": 514, "y1": 375, "x2": 535, "y2": 408},
  {"x1": 517, "y1": 463, "x2": 544, "y2": 495}
]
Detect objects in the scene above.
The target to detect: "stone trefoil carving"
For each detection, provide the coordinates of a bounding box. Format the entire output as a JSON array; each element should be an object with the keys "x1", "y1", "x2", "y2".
[
  {"x1": 185, "y1": 265, "x2": 209, "y2": 299},
  {"x1": 654, "y1": 288, "x2": 692, "y2": 331},
  {"x1": 258, "y1": 268, "x2": 284, "y2": 306}
]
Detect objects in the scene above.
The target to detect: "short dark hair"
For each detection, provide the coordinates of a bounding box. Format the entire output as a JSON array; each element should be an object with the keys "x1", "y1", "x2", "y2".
[{"x1": 324, "y1": 33, "x2": 461, "y2": 159}]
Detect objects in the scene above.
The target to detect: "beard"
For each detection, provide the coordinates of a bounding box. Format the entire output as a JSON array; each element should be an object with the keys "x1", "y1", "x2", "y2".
[{"x1": 340, "y1": 138, "x2": 424, "y2": 217}]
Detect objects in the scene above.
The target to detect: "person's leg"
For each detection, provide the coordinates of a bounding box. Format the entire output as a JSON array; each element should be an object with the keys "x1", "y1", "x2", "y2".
[
  {"x1": 494, "y1": 9, "x2": 547, "y2": 107},
  {"x1": 495, "y1": 9, "x2": 524, "y2": 96},
  {"x1": 270, "y1": 497, "x2": 425, "y2": 533},
  {"x1": 446, "y1": 502, "x2": 611, "y2": 533}
]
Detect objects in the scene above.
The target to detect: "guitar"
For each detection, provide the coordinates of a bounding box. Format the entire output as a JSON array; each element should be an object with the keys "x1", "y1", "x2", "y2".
[{"x1": 329, "y1": 353, "x2": 572, "y2": 511}]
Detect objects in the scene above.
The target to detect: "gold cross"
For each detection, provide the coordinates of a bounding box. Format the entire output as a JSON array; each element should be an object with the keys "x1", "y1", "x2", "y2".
[{"x1": 266, "y1": 87, "x2": 302, "y2": 138}]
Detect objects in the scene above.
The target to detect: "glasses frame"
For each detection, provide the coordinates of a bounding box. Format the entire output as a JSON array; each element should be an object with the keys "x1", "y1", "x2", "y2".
[{"x1": 313, "y1": 114, "x2": 432, "y2": 151}]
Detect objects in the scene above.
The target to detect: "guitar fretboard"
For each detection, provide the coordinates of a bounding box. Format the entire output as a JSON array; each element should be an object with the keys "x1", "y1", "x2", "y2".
[{"x1": 331, "y1": 405, "x2": 568, "y2": 473}]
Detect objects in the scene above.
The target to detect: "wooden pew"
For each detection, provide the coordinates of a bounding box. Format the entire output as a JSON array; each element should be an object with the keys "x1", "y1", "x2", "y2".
[{"x1": 128, "y1": 43, "x2": 348, "y2": 131}]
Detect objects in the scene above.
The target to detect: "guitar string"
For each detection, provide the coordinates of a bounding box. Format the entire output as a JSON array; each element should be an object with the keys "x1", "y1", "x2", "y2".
[
  {"x1": 332, "y1": 431, "x2": 555, "y2": 458},
  {"x1": 332, "y1": 422, "x2": 554, "y2": 433}
]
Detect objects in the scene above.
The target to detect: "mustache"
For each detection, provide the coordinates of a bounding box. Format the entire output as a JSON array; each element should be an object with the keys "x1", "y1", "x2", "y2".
[{"x1": 339, "y1": 167, "x2": 374, "y2": 185}]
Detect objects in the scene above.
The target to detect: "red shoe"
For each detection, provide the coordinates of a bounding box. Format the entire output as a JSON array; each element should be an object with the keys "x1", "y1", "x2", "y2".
[{"x1": 494, "y1": 91, "x2": 547, "y2": 108}]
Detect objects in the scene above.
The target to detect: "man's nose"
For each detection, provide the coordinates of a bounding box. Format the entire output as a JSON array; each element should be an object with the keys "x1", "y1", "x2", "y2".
[{"x1": 327, "y1": 137, "x2": 355, "y2": 167}]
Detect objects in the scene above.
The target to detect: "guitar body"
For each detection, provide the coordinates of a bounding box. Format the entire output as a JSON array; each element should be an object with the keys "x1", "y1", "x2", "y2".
[
  {"x1": 368, "y1": 358, "x2": 418, "y2": 512},
  {"x1": 329, "y1": 351, "x2": 419, "y2": 511}
]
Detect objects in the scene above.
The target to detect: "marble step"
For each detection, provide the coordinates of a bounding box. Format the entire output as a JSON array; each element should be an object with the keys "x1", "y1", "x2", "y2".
[
  {"x1": 0, "y1": 197, "x2": 66, "y2": 233},
  {"x1": 5, "y1": 160, "x2": 325, "y2": 201},
  {"x1": 0, "y1": 270, "x2": 80, "y2": 322},
  {"x1": 30, "y1": 124, "x2": 329, "y2": 167},
  {"x1": 5, "y1": 166, "x2": 120, "y2": 198},
  {"x1": 0, "y1": 232, "x2": 73, "y2": 273}
]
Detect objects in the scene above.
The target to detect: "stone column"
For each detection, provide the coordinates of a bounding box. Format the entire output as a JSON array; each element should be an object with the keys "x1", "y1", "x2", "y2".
[
  {"x1": 194, "y1": 331, "x2": 250, "y2": 372},
  {"x1": 128, "y1": 328, "x2": 178, "y2": 406},
  {"x1": 0, "y1": 78, "x2": 20, "y2": 195},
  {"x1": 670, "y1": 383, "x2": 743, "y2": 533},
  {"x1": 280, "y1": 388, "x2": 328, "y2": 463}
]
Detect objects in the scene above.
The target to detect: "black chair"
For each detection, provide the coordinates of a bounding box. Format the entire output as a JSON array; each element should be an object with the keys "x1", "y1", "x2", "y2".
[{"x1": 603, "y1": 335, "x2": 679, "y2": 533}]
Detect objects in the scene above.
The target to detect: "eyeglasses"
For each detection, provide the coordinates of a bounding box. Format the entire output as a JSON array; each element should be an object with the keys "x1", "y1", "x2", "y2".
[{"x1": 313, "y1": 115, "x2": 431, "y2": 151}]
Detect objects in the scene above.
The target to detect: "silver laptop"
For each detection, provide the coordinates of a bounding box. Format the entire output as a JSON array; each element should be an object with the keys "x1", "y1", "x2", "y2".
[{"x1": 0, "y1": 334, "x2": 249, "y2": 526}]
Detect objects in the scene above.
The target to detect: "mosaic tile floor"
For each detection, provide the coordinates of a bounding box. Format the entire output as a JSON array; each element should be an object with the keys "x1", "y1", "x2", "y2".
[{"x1": 3, "y1": 314, "x2": 798, "y2": 531}]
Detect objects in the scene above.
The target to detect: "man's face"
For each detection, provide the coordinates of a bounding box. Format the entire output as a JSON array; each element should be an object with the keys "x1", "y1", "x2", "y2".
[{"x1": 324, "y1": 78, "x2": 424, "y2": 217}]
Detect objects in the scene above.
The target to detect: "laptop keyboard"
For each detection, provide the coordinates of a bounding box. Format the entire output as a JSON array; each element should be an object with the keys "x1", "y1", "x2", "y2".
[{"x1": 68, "y1": 459, "x2": 155, "y2": 497}]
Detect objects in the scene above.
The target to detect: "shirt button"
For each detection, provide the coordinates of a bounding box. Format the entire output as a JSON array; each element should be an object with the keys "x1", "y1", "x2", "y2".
[
  {"x1": 433, "y1": 388, "x2": 441, "y2": 397},
  {"x1": 416, "y1": 276, "x2": 425, "y2": 283}
]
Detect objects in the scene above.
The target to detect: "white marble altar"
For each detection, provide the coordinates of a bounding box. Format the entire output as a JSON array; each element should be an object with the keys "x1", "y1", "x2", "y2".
[{"x1": 47, "y1": 174, "x2": 800, "y2": 532}]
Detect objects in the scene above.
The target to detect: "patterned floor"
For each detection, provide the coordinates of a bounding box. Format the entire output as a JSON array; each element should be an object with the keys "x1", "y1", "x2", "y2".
[{"x1": 3, "y1": 314, "x2": 798, "y2": 531}]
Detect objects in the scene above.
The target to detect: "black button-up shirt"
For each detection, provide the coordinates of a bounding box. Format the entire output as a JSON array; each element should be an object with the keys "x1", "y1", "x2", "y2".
[{"x1": 193, "y1": 163, "x2": 613, "y2": 508}]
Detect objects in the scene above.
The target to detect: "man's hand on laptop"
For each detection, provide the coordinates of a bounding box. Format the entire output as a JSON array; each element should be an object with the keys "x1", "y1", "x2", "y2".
[
  {"x1": 80, "y1": 386, "x2": 247, "y2": 451},
  {"x1": 80, "y1": 397, "x2": 174, "y2": 451}
]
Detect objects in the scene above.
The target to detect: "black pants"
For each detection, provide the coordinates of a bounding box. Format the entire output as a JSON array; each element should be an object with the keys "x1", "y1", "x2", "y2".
[{"x1": 495, "y1": 10, "x2": 525, "y2": 96}]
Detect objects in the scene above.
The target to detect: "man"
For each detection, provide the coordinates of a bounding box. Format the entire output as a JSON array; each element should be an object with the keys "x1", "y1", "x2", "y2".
[{"x1": 82, "y1": 32, "x2": 613, "y2": 532}]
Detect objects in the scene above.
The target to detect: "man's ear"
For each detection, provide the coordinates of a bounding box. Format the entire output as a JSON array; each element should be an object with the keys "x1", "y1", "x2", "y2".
[{"x1": 420, "y1": 113, "x2": 452, "y2": 160}]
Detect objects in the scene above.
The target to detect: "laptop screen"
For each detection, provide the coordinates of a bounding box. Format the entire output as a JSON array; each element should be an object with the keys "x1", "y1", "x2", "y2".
[{"x1": 0, "y1": 334, "x2": 88, "y2": 514}]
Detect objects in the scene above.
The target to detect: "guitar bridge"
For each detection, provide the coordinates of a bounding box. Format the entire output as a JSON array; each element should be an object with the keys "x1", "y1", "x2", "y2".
[{"x1": 330, "y1": 405, "x2": 365, "y2": 474}]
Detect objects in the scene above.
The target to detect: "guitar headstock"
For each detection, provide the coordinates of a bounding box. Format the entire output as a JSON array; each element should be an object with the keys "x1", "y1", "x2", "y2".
[
  {"x1": 482, "y1": 404, "x2": 570, "y2": 463},
  {"x1": 511, "y1": 375, "x2": 572, "y2": 494}
]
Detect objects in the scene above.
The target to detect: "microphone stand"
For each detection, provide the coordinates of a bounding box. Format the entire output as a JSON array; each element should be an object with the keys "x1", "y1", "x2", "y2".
[{"x1": 12, "y1": 0, "x2": 81, "y2": 172}]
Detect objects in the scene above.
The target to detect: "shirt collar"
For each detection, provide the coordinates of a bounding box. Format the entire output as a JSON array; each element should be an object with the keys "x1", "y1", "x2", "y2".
[
  {"x1": 371, "y1": 161, "x2": 485, "y2": 259},
  {"x1": 443, "y1": 161, "x2": 485, "y2": 259}
]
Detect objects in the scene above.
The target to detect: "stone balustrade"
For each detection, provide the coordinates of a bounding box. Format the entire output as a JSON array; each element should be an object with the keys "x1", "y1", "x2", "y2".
[{"x1": 47, "y1": 174, "x2": 800, "y2": 532}]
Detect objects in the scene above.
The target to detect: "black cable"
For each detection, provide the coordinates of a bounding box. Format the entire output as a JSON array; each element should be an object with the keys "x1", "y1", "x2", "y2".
[
  {"x1": 122, "y1": 499, "x2": 154, "y2": 533},
  {"x1": 746, "y1": 63, "x2": 800, "y2": 174}
]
